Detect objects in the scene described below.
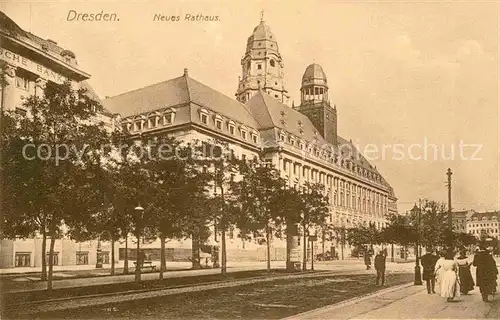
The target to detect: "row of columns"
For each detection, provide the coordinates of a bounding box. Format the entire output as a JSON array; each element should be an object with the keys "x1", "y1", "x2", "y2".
[{"x1": 279, "y1": 156, "x2": 388, "y2": 217}]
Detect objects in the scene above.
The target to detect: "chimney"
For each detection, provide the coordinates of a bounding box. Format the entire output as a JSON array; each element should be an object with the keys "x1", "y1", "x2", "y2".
[{"x1": 184, "y1": 68, "x2": 188, "y2": 76}]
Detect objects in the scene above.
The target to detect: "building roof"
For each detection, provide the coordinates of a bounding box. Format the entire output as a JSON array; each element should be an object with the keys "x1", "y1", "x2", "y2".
[
  {"x1": 251, "y1": 20, "x2": 276, "y2": 42},
  {"x1": 246, "y1": 90, "x2": 382, "y2": 174},
  {"x1": 0, "y1": 11, "x2": 89, "y2": 80},
  {"x1": 302, "y1": 63, "x2": 328, "y2": 86},
  {"x1": 470, "y1": 211, "x2": 500, "y2": 220},
  {"x1": 103, "y1": 70, "x2": 259, "y2": 130}
]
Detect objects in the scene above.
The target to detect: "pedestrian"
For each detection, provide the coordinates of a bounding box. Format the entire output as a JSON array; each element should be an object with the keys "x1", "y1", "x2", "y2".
[
  {"x1": 434, "y1": 250, "x2": 446, "y2": 295},
  {"x1": 473, "y1": 245, "x2": 498, "y2": 302},
  {"x1": 421, "y1": 247, "x2": 439, "y2": 294},
  {"x1": 374, "y1": 251, "x2": 386, "y2": 286},
  {"x1": 456, "y1": 248, "x2": 474, "y2": 295},
  {"x1": 364, "y1": 248, "x2": 372, "y2": 270},
  {"x1": 438, "y1": 250, "x2": 460, "y2": 302}
]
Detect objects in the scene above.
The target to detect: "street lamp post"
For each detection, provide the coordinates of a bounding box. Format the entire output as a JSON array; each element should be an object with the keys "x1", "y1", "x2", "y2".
[
  {"x1": 95, "y1": 235, "x2": 102, "y2": 268},
  {"x1": 411, "y1": 204, "x2": 422, "y2": 285},
  {"x1": 134, "y1": 205, "x2": 144, "y2": 283}
]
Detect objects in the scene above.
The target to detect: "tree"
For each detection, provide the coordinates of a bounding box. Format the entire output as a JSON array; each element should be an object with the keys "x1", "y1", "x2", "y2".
[
  {"x1": 231, "y1": 159, "x2": 285, "y2": 272},
  {"x1": 1, "y1": 81, "x2": 108, "y2": 290},
  {"x1": 296, "y1": 183, "x2": 329, "y2": 271},
  {"x1": 147, "y1": 137, "x2": 211, "y2": 277}
]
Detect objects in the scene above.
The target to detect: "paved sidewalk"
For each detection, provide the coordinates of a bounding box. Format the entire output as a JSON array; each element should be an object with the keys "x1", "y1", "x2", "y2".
[{"x1": 287, "y1": 270, "x2": 500, "y2": 319}]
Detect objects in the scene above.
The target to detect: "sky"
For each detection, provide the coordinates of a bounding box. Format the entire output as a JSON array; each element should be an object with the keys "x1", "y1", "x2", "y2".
[{"x1": 2, "y1": 0, "x2": 499, "y2": 213}]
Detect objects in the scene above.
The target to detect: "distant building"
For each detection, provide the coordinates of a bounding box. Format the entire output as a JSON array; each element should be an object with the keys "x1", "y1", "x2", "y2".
[
  {"x1": 452, "y1": 210, "x2": 475, "y2": 234},
  {"x1": 467, "y1": 211, "x2": 500, "y2": 240},
  {"x1": 0, "y1": 12, "x2": 118, "y2": 268}
]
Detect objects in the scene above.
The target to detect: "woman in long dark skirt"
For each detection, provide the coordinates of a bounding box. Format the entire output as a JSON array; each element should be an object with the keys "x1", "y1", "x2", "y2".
[{"x1": 456, "y1": 249, "x2": 474, "y2": 294}]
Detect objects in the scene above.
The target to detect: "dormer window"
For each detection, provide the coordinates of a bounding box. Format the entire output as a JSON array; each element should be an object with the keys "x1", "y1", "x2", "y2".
[
  {"x1": 147, "y1": 117, "x2": 156, "y2": 129},
  {"x1": 135, "y1": 121, "x2": 142, "y2": 131},
  {"x1": 215, "y1": 115, "x2": 223, "y2": 130},
  {"x1": 241, "y1": 131, "x2": 247, "y2": 140},
  {"x1": 200, "y1": 108, "x2": 209, "y2": 125},
  {"x1": 251, "y1": 133, "x2": 258, "y2": 144},
  {"x1": 228, "y1": 120, "x2": 236, "y2": 135},
  {"x1": 163, "y1": 108, "x2": 176, "y2": 125}
]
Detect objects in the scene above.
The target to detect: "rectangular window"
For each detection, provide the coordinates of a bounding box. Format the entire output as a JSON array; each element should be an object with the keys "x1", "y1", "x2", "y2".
[
  {"x1": 102, "y1": 252, "x2": 110, "y2": 264},
  {"x1": 76, "y1": 251, "x2": 89, "y2": 265},
  {"x1": 201, "y1": 113, "x2": 208, "y2": 124},
  {"x1": 148, "y1": 118, "x2": 156, "y2": 128},
  {"x1": 135, "y1": 121, "x2": 142, "y2": 131},
  {"x1": 165, "y1": 114, "x2": 173, "y2": 124},
  {"x1": 16, "y1": 75, "x2": 29, "y2": 91},
  {"x1": 216, "y1": 120, "x2": 222, "y2": 130},
  {"x1": 15, "y1": 252, "x2": 31, "y2": 267},
  {"x1": 252, "y1": 134, "x2": 258, "y2": 143},
  {"x1": 257, "y1": 64, "x2": 262, "y2": 70},
  {"x1": 229, "y1": 126, "x2": 235, "y2": 135},
  {"x1": 241, "y1": 131, "x2": 247, "y2": 140},
  {"x1": 46, "y1": 252, "x2": 59, "y2": 266}
]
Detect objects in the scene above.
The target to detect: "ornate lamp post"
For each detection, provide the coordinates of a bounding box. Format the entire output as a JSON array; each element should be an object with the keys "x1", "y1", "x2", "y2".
[
  {"x1": 134, "y1": 205, "x2": 144, "y2": 283},
  {"x1": 410, "y1": 204, "x2": 422, "y2": 285}
]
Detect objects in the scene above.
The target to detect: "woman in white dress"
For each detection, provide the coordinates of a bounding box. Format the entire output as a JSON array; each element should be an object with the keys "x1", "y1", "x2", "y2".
[
  {"x1": 439, "y1": 251, "x2": 461, "y2": 301},
  {"x1": 434, "y1": 250, "x2": 446, "y2": 294}
]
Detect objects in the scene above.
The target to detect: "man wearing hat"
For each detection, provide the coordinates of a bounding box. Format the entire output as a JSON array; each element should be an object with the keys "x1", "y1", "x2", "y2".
[{"x1": 473, "y1": 245, "x2": 498, "y2": 302}]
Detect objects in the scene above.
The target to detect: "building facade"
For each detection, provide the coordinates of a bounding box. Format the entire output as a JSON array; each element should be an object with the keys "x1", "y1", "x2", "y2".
[
  {"x1": 103, "y1": 18, "x2": 398, "y2": 259},
  {"x1": 466, "y1": 211, "x2": 500, "y2": 240},
  {"x1": 0, "y1": 12, "x2": 118, "y2": 268}
]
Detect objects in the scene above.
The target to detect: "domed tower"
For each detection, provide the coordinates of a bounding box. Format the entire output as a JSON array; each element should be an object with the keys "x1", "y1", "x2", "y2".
[
  {"x1": 297, "y1": 63, "x2": 338, "y2": 145},
  {"x1": 235, "y1": 14, "x2": 290, "y2": 105}
]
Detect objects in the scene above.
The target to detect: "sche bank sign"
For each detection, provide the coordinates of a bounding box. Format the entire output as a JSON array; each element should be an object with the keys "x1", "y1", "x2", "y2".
[{"x1": 0, "y1": 47, "x2": 67, "y2": 84}]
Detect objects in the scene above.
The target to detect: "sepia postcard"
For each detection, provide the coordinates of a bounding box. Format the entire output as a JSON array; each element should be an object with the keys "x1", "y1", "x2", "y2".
[{"x1": 0, "y1": 0, "x2": 499, "y2": 319}]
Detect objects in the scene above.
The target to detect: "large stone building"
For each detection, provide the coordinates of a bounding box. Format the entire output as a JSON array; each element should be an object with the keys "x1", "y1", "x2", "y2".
[
  {"x1": 466, "y1": 211, "x2": 500, "y2": 240},
  {"x1": 0, "y1": 12, "x2": 398, "y2": 268},
  {"x1": 0, "y1": 12, "x2": 118, "y2": 268},
  {"x1": 103, "y1": 17, "x2": 398, "y2": 259}
]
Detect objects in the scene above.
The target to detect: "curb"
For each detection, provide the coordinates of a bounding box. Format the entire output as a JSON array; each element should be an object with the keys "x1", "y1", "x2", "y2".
[{"x1": 282, "y1": 281, "x2": 421, "y2": 320}]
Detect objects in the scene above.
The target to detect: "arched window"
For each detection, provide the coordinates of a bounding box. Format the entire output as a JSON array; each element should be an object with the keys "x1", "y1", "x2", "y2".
[{"x1": 270, "y1": 59, "x2": 275, "y2": 67}]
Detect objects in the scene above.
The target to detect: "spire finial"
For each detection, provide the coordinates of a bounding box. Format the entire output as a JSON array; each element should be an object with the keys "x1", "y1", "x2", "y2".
[{"x1": 260, "y1": 10, "x2": 264, "y2": 22}]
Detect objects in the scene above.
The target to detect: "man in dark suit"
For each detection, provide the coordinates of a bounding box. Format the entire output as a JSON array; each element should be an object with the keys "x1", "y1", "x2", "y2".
[
  {"x1": 473, "y1": 245, "x2": 498, "y2": 302},
  {"x1": 374, "y1": 251, "x2": 386, "y2": 286},
  {"x1": 420, "y1": 248, "x2": 439, "y2": 294}
]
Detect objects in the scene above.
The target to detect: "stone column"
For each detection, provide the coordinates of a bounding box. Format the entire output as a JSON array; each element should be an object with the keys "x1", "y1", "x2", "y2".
[
  {"x1": 35, "y1": 77, "x2": 47, "y2": 98},
  {"x1": 1, "y1": 64, "x2": 17, "y2": 111}
]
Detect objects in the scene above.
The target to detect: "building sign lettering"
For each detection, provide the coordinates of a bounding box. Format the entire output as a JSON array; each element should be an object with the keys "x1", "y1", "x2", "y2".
[{"x1": 0, "y1": 47, "x2": 66, "y2": 84}]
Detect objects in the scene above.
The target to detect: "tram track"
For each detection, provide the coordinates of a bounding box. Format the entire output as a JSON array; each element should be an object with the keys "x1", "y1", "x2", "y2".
[{"x1": 6, "y1": 269, "x2": 350, "y2": 315}]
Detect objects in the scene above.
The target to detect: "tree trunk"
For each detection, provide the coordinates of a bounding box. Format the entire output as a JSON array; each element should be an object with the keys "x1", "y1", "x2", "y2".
[
  {"x1": 111, "y1": 238, "x2": 115, "y2": 276},
  {"x1": 191, "y1": 234, "x2": 201, "y2": 269},
  {"x1": 322, "y1": 229, "x2": 326, "y2": 257},
  {"x1": 135, "y1": 234, "x2": 141, "y2": 283},
  {"x1": 123, "y1": 234, "x2": 129, "y2": 274},
  {"x1": 159, "y1": 234, "x2": 166, "y2": 280},
  {"x1": 266, "y1": 224, "x2": 271, "y2": 272},
  {"x1": 221, "y1": 228, "x2": 227, "y2": 275},
  {"x1": 286, "y1": 220, "x2": 299, "y2": 272},
  {"x1": 41, "y1": 230, "x2": 47, "y2": 281},
  {"x1": 391, "y1": 243, "x2": 394, "y2": 262},
  {"x1": 47, "y1": 234, "x2": 56, "y2": 291},
  {"x1": 302, "y1": 224, "x2": 307, "y2": 271}
]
